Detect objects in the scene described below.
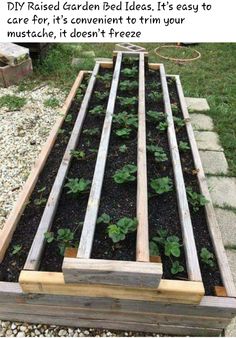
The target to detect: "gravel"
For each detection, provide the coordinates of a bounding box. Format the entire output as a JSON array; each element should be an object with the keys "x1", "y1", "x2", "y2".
[{"x1": 0, "y1": 84, "x2": 65, "y2": 229}]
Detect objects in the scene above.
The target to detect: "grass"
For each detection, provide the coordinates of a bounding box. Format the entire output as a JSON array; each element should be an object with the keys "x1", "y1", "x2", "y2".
[
  {"x1": 29, "y1": 43, "x2": 236, "y2": 175},
  {"x1": 44, "y1": 97, "x2": 60, "y2": 108},
  {"x1": 0, "y1": 95, "x2": 27, "y2": 111}
]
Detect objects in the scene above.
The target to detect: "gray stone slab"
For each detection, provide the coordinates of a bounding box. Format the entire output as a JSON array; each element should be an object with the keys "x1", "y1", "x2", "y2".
[
  {"x1": 190, "y1": 113, "x2": 214, "y2": 131},
  {"x1": 185, "y1": 97, "x2": 210, "y2": 111},
  {"x1": 215, "y1": 208, "x2": 236, "y2": 247},
  {"x1": 194, "y1": 131, "x2": 223, "y2": 151},
  {"x1": 225, "y1": 317, "x2": 236, "y2": 337},
  {"x1": 95, "y1": 58, "x2": 113, "y2": 63},
  {"x1": 199, "y1": 150, "x2": 228, "y2": 174},
  {"x1": 81, "y1": 51, "x2": 96, "y2": 58},
  {"x1": 207, "y1": 176, "x2": 236, "y2": 208}
]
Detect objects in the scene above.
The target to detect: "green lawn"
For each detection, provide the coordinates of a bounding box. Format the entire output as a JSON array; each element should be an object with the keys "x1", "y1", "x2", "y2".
[{"x1": 28, "y1": 43, "x2": 236, "y2": 175}]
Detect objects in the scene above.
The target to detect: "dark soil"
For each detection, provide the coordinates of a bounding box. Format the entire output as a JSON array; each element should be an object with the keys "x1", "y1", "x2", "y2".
[
  {"x1": 145, "y1": 67, "x2": 188, "y2": 280},
  {"x1": 167, "y1": 77, "x2": 223, "y2": 295},
  {"x1": 91, "y1": 58, "x2": 139, "y2": 261},
  {"x1": 40, "y1": 68, "x2": 114, "y2": 272},
  {"x1": 0, "y1": 75, "x2": 90, "y2": 282}
]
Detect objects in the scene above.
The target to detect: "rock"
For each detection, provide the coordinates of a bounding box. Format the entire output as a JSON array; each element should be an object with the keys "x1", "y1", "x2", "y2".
[
  {"x1": 84, "y1": 330, "x2": 90, "y2": 335},
  {"x1": 6, "y1": 329, "x2": 13, "y2": 336},
  {"x1": 58, "y1": 329, "x2": 67, "y2": 336},
  {"x1": 11, "y1": 323, "x2": 17, "y2": 330},
  {"x1": 20, "y1": 325, "x2": 27, "y2": 332},
  {"x1": 17, "y1": 332, "x2": 26, "y2": 337},
  {"x1": 185, "y1": 97, "x2": 210, "y2": 111}
]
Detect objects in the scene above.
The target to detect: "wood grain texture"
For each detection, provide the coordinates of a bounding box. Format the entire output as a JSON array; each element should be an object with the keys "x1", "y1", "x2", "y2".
[
  {"x1": 136, "y1": 53, "x2": 150, "y2": 262},
  {"x1": 23, "y1": 64, "x2": 100, "y2": 271},
  {"x1": 19, "y1": 271, "x2": 204, "y2": 304},
  {"x1": 159, "y1": 65, "x2": 202, "y2": 282},
  {"x1": 173, "y1": 74, "x2": 236, "y2": 297},
  {"x1": 62, "y1": 258, "x2": 162, "y2": 288},
  {"x1": 0, "y1": 71, "x2": 86, "y2": 263},
  {"x1": 77, "y1": 52, "x2": 123, "y2": 259}
]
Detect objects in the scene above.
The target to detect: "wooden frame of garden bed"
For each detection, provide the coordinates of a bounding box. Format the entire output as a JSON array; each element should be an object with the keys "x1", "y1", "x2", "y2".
[{"x1": 0, "y1": 55, "x2": 235, "y2": 336}]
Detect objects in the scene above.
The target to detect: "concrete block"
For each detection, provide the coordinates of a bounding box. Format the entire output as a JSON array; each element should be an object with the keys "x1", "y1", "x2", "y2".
[
  {"x1": 215, "y1": 208, "x2": 236, "y2": 247},
  {"x1": 190, "y1": 113, "x2": 214, "y2": 131},
  {"x1": 194, "y1": 131, "x2": 223, "y2": 151},
  {"x1": 185, "y1": 97, "x2": 210, "y2": 111},
  {"x1": 199, "y1": 150, "x2": 228, "y2": 175},
  {"x1": 0, "y1": 59, "x2": 33, "y2": 88},
  {"x1": 207, "y1": 176, "x2": 236, "y2": 208},
  {"x1": 0, "y1": 43, "x2": 29, "y2": 66}
]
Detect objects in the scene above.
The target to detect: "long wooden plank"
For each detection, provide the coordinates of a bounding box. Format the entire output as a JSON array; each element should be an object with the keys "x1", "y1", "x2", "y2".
[
  {"x1": 19, "y1": 271, "x2": 204, "y2": 304},
  {"x1": 159, "y1": 65, "x2": 202, "y2": 282},
  {"x1": 0, "y1": 71, "x2": 86, "y2": 263},
  {"x1": 77, "y1": 52, "x2": 123, "y2": 259},
  {"x1": 24, "y1": 63, "x2": 100, "y2": 271},
  {"x1": 136, "y1": 53, "x2": 150, "y2": 262},
  {"x1": 173, "y1": 74, "x2": 236, "y2": 297},
  {"x1": 62, "y1": 258, "x2": 162, "y2": 288}
]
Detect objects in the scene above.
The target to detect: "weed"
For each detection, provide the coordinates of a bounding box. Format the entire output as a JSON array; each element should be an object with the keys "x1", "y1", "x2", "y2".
[
  {"x1": 83, "y1": 128, "x2": 100, "y2": 136},
  {"x1": 186, "y1": 187, "x2": 209, "y2": 212},
  {"x1": 65, "y1": 178, "x2": 91, "y2": 196},
  {"x1": 0, "y1": 95, "x2": 27, "y2": 111},
  {"x1": 34, "y1": 186, "x2": 47, "y2": 206},
  {"x1": 147, "y1": 110, "x2": 165, "y2": 123},
  {"x1": 147, "y1": 144, "x2": 168, "y2": 162},
  {"x1": 12, "y1": 244, "x2": 22, "y2": 256},
  {"x1": 150, "y1": 177, "x2": 173, "y2": 194},
  {"x1": 44, "y1": 97, "x2": 60, "y2": 108},
  {"x1": 108, "y1": 217, "x2": 138, "y2": 243},
  {"x1": 200, "y1": 247, "x2": 215, "y2": 267},
  {"x1": 179, "y1": 141, "x2": 190, "y2": 152},
  {"x1": 113, "y1": 164, "x2": 137, "y2": 184}
]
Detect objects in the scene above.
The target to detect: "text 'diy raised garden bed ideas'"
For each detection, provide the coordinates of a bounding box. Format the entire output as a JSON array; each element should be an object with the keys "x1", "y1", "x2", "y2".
[{"x1": 0, "y1": 51, "x2": 236, "y2": 336}]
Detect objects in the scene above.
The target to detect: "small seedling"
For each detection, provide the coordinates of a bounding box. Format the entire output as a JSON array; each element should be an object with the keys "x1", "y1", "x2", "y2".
[
  {"x1": 70, "y1": 149, "x2": 86, "y2": 160},
  {"x1": 171, "y1": 261, "x2": 184, "y2": 275},
  {"x1": 58, "y1": 128, "x2": 65, "y2": 135},
  {"x1": 97, "y1": 213, "x2": 111, "y2": 224},
  {"x1": 147, "y1": 111, "x2": 165, "y2": 123},
  {"x1": 119, "y1": 80, "x2": 138, "y2": 92},
  {"x1": 107, "y1": 217, "x2": 138, "y2": 243},
  {"x1": 173, "y1": 116, "x2": 185, "y2": 128},
  {"x1": 119, "y1": 144, "x2": 128, "y2": 153},
  {"x1": 200, "y1": 248, "x2": 214, "y2": 267},
  {"x1": 44, "y1": 228, "x2": 75, "y2": 256},
  {"x1": 147, "y1": 144, "x2": 168, "y2": 162},
  {"x1": 34, "y1": 186, "x2": 47, "y2": 206},
  {"x1": 171, "y1": 103, "x2": 178, "y2": 113},
  {"x1": 121, "y1": 67, "x2": 138, "y2": 78},
  {"x1": 89, "y1": 105, "x2": 105, "y2": 116},
  {"x1": 113, "y1": 112, "x2": 138, "y2": 129},
  {"x1": 44, "y1": 98, "x2": 60, "y2": 108},
  {"x1": 179, "y1": 141, "x2": 190, "y2": 152},
  {"x1": 149, "y1": 241, "x2": 160, "y2": 256},
  {"x1": 0, "y1": 95, "x2": 27, "y2": 111},
  {"x1": 115, "y1": 128, "x2": 132, "y2": 139},
  {"x1": 186, "y1": 187, "x2": 209, "y2": 212},
  {"x1": 156, "y1": 121, "x2": 168, "y2": 132},
  {"x1": 12, "y1": 244, "x2": 22, "y2": 256},
  {"x1": 65, "y1": 114, "x2": 73, "y2": 122},
  {"x1": 65, "y1": 178, "x2": 91, "y2": 196},
  {"x1": 83, "y1": 128, "x2": 100, "y2": 136},
  {"x1": 150, "y1": 177, "x2": 173, "y2": 194},
  {"x1": 148, "y1": 91, "x2": 163, "y2": 102},
  {"x1": 113, "y1": 164, "x2": 137, "y2": 184},
  {"x1": 117, "y1": 96, "x2": 137, "y2": 108}
]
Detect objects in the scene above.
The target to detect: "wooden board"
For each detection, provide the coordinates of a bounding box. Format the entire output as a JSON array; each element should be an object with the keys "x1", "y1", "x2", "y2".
[
  {"x1": 19, "y1": 271, "x2": 204, "y2": 304},
  {"x1": 159, "y1": 65, "x2": 202, "y2": 282},
  {"x1": 136, "y1": 53, "x2": 150, "y2": 262},
  {"x1": 77, "y1": 52, "x2": 123, "y2": 259},
  {"x1": 62, "y1": 258, "x2": 162, "y2": 288},
  {"x1": 0, "y1": 70, "x2": 86, "y2": 263},
  {"x1": 23, "y1": 64, "x2": 100, "y2": 271},
  {"x1": 172, "y1": 74, "x2": 236, "y2": 298}
]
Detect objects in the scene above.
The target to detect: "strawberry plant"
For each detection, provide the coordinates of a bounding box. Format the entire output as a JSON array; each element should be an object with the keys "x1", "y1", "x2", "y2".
[
  {"x1": 150, "y1": 177, "x2": 173, "y2": 194},
  {"x1": 97, "y1": 213, "x2": 111, "y2": 224},
  {"x1": 94, "y1": 91, "x2": 109, "y2": 101},
  {"x1": 107, "y1": 217, "x2": 138, "y2": 243},
  {"x1": 186, "y1": 187, "x2": 209, "y2": 212},
  {"x1": 115, "y1": 128, "x2": 132, "y2": 139},
  {"x1": 113, "y1": 164, "x2": 137, "y2": 184},
  {"x1": 117, "y1": 96, "x2": 137, "y2": 108},
  {"x1": 89, "y1": 105, "x2": 105, "y2": 116},
  {"x1": 147, "y1": 144, "x2": 168, "y2": 162},
  {"x1": 156, "y1": 121, "x2": 168, "y2": 132},
  {"x1": 113, "y1": 112, "x2": 138, "y2": 129},
  {"x1": 121, "y1": 67, "x2": 138, "y2": 78},
  {"x1": 96, "y1": 73, "x2": 113, "y2": 84},
  {"x1": 83, "y1": 128, "x2": 100, "y2": 136},
  {"x1": 200, "y1": 247, "x2": 215, "y2": 267},
  {"x1": 174, "y1": 116, "x2": 185, "y2": 128},
  {"x1": 148, "y1": 91, "x2": 163, "y2": 101},
  {"x1": 171, "y1": 261, "x2": 184, "y2": 275},
  {"x1": 11, "y1": 244, "x2": 22, "y2": 256},
  {"x1": 65, "y1": 178, "x2": 91, "y2": 196},
  {"x1": 119, "y1": 144, "x2": 128, "y2": 153},
  {"x1": 179, "y1": 141, "x2": 190, "y2": 152},
  {"x1": 44, "y1": 228, "x2": 76, "y2": 256},
  {"x1": 120, "y1": 80, "x2": 138, "y2": 92},
  {"x1": 171, "y1": 103, "x2": 178, "y2": 113},
  {"x1": 147, "y1": 111, "x2": 165, "y2": 123},
  {"x1": 70, "y1": 149, "x2": 86, "y2": 160}
]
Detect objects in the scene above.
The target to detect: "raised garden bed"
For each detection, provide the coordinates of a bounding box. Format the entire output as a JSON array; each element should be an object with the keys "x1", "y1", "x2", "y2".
[{"x1": 0, "y1": 51, "x2": 236, "y2": 336}]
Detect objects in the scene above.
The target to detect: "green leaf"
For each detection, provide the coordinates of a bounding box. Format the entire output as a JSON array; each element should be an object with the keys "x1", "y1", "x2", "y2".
[
  {"x1": 44, "y1": 232, "x2": 54, "y2": 243},
  {"x1": 149, "y1": 241, "x2": 160, "y2": 256},
  {"x1": 97, "y1": 213, "x2": 111, "y2": 224},
  {"x1": 113, "y1": 164, "x2": 137, "y2": 184},
  {"x1": 107, "y1": 224, "x2": 126, "y2": 243},
  {"x1": 119, "y1": 144, "x2": 128, "y2": 153},
  {"x1": 150, "y1": 177, "x2": 173, "y2": 194},
  {"x1": 12, "y1": 244, "x2": 22, "y2": 255},
  {"x1": 171, "y1": 261, "x2": 184, "y2": 275},
  {"x1": 65, "y1": 178, "x2": 91, "y2": 196}
]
